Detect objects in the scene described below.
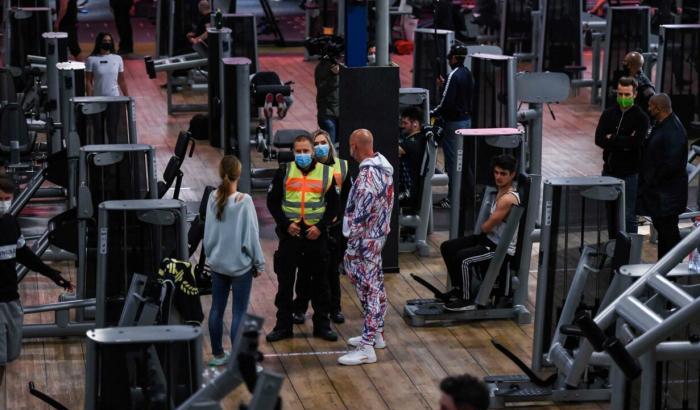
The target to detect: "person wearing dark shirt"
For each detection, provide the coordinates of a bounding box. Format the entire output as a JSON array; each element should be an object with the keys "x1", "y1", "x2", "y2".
[
  {"x1": 315, "y1": 56, "x2": 340, "y2": 143},
  {"x1": 431, "y1": 44, "x2": 473, "y2": 209},
  {"x1": 622, "y1": 52, "x2": 656, "y2": 114},
  {"x1": 110, "y1": 0, "x2": 134, "y2": 55},
  {"x1": 293, "y1": 130, "x2": 350, "y2": 325},
  {"x1": 0, "y1": 175, "x2": 72, "y2": 376},
  {"x1": 187, "y1": 0, "x2": 211, "y2": 46},
  {"x1": 594, "y1": 76, "x2": 649, "y2": 234},
  {"x1": 398, "y1": 106, "x2": 427, "y2": 212},
  {"x1": 54, "y1": 0, "x2": 80, "y2": 58},
  {"x1": 266, "y1": 135, "x2": 339, "y2": 343},
  {"x1": 638, "y1": 93, "x2": 688, "y2": 258}
]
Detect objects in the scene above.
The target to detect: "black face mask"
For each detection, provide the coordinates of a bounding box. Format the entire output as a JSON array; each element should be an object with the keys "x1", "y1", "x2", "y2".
[{"x1": 100, "y1": 42, "x2": 112, "y2": 51}]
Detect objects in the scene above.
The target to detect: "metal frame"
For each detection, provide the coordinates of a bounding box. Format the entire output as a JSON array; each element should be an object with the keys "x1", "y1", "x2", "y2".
[
  {"x1": 222, "y1": 57, "x2": 252, "y2": 193},
  {"x1": 95, "y1": 199, "x2": 187, "y2": 328},
  {"x1": 3, "y1": 4, "x2": 52, "y2": 76},
  {"x1": 655, "y1": 24, "x2": 700, "y2": 130},
  {"x1": 600, "y1": 6, "x2": 651, "y2": 109},
  {"x1": 398, "y1": 88, "x2": 432, "y2": 256},
  {"x1": 531, "y1": 176, "x2": 626, "y2": 371},
  {"x1": 412, "y1": 28, "x2": 454, "y2": 108}
]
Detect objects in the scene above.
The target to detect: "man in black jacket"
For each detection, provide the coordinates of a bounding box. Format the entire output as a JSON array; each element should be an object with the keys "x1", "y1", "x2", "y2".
[
  {"x1": 595, "y1": 76, "x2": 649, "y2": 234},
  {"x1": 266, "y1": 135, "x2": 339, "y2": 342},
  {"x1": 638, "y1": 93, "x2": 688, "y2": 258},
  {"x1": 399, "y1": 106, "x2": 427, "y2": 212},
  {"x1": 622, "y1": 52, "x2": 655, "y2": 114},
  {"x1": 431, "y1": 44, "x2": 473, "y2": 208}
]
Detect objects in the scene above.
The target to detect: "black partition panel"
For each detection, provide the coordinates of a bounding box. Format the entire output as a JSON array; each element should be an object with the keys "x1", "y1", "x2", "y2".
[
  {"x1": 412, "y1": 29, "x2": 453, "y2": 108},
  {"x1": 222, "y1": 14, "x2": 258, "y2": 73},
  {"x1": 97, "y1": 209, "x2": 183, "y2": 325},
  {"x1": 7, "y1": 7, "x2": 50, "y2": 71},
  {"x1": 75, "y1": 103, "x2": 132, "y2": 146},
  {"x1": 87, "y1": 328, "x2": 200, "y2": 410},
  {"x1": 339, "y1": 65, "x2": 400, "y2": 272},
  {"x1": 602, "y1": 7, "x2": 651, "y2": 109},
  {"x1": 457, "y1": 55, "x2": 518, "y2": 235},
  {"x1": 500, "y1": 0, "x2": 535, "y2": 55},
  {"x1": 540, "y1": 0, "x2": 583, "y2": 73},
  {"x1": 538, "y1": 182, "x2": 623, "y2": 357},
  {"x1": 657, "y1": 24, "x2": 700, "y2": 131}
]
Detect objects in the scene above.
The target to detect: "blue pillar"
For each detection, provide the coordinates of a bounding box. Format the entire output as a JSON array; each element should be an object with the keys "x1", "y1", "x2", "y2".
[{"x1": 344, "y1": 1, "x2": 367, "y2": 67}]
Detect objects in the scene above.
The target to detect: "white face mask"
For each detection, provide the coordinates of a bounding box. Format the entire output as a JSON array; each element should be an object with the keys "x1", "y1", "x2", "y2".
[{"x1": 0, "y1": 200, "x2": 11, "y2": 215}]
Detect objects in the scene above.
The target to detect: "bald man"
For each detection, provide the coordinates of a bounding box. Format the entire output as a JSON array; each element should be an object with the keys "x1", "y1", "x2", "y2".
[
  {"x1": 638, "y1": 93, "x2": 688, "y2": 258},
  {"x1": 622, "y1": 52, "x2": 655, "y2": 113},
  {"x1": 339, "y1": 129, "x2": 394, "y2": 366}
]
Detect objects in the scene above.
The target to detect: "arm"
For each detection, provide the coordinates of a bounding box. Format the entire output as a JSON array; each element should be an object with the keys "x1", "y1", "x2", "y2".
[
  {"x1": 316, "y1": 179, "x2": 338, "y2": 232},
  {"x1": 244, "y1": 197, "x2": 265, "y2": 274},
  {"x1": 266, "y1": 169, "x2": 292, "y2": 231},
  {"x1": 594, "y1": 111, "x2": 611, "y2": 149},
  {"x1": 346, "y1": 170, "x2": 376, "y2": 241},
  {"x1": 118, "y1": 71, "x2": 129, "y2": 96},
  {"x1": 611, "y1": 111, "x2": 648, "y2": 150},
  {"x1": 589, "y1": 0, "x2": 606, "y2": 13},
  {"x1": 16, "y1": 247, "x2": 72, "y2": 290},
  {"x1": 480, "y1": 195, "x2": 518, "y2": 234},
  {"x1": 432, "y1": 70, "x2": 457, "y2": 118},
  {"x1": 55, "y1": 0, "x2": 68, "y2": 29},
  {"x1": 85, "y1": 71, "x2": 94, "y2": 96}
]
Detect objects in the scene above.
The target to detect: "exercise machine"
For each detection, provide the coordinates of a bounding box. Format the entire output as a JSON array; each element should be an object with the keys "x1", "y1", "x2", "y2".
[
  {"x1": 412, "y1": 28, "x2": 454, "y2": 108},
  {"x1": 405, "y1": 172, "x2": 541, "y2": 326},
  {"x1": 655, "y1": 24, "x2": 700, "y2": 139},
  {"x1": 601, "y1": 6, "x2": 652, "y2": 109},
  {"x1": 484, "y1": 177, "x2": 649, "y2": 407},
  {"x1": 3, "y1": 4, "x2": 51, "y2": 80}
]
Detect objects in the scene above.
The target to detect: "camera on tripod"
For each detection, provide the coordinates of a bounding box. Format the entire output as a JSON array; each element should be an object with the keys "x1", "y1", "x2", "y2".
[{"x1": 303, "y1": 35, "x2": 345, "y2": 60}]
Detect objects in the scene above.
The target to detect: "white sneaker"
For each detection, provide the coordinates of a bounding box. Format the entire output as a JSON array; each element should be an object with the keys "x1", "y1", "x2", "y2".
[
  {"x1": 348, "y1": 332, "x2": 386, "y2": 349},
  {"x1": 338, "y1": 344, "x2": 377, "y2": 365}
]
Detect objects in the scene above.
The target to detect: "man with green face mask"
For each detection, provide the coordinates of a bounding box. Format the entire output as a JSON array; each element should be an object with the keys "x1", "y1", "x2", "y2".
[{"x1": 595, "y1": 76, "x2": 650, "y2": 234}]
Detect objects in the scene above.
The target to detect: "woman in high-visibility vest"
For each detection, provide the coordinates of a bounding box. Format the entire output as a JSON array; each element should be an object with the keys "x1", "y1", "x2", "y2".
[{"x1": 293, "y1": 130, "x2": 350, "y2": 325}]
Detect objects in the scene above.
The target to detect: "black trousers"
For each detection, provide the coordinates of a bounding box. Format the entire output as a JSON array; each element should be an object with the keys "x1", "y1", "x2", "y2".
[
  {"x1": 293, "y1": 224, "x2": 344, "y2": 314},
  {"x1": 440, "y1": 234, "x2": 496, "y2": 300},
  {"x1": 273, "y1": 232, "x2": 331, "y2": 332},
  {"x1": 58, "y1": 22, "x2": 81, "y2": 58},
  {"x1": 652, "y1": 215, "x2": 681, "y2": 259},
  {"x1": 110, "y1": 0, "x2": 133, "y2": 52}
]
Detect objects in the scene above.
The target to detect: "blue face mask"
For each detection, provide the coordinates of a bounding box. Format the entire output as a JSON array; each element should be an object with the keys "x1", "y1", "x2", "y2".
[
  {"x1": 295, "y1": 153, "x2": 313, "y2": 169},
  {"x1": 314, "y1": 144, "x2": 330, "y2": 159}
]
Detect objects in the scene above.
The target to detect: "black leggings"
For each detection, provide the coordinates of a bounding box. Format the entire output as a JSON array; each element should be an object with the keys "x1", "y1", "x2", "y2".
[{"x1": 440, "y1": 234, "x2": 496, "y2": 300}]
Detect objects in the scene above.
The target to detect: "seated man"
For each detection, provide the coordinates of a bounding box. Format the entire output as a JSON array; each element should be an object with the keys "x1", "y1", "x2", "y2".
[
  {"x1": 439, "y1": 154, "x2": 519, "y2": 311},
  {"x1": 398, "y1": 106, "x2": 427, "y2": 211},
  {"x1": 186, "y1": 0, "x2": 211, "y2": 46}
]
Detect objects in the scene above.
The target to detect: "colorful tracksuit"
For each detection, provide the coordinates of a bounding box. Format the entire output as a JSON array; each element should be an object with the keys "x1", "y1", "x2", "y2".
[{"x1": 343, "y1": 153, "x2": 394, "y2": 346}]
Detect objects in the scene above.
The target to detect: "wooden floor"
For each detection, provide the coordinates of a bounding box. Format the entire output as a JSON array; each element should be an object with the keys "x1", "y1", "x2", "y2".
[{"x1": 3, "y1": 49, "x2": 626, "y2": 409}]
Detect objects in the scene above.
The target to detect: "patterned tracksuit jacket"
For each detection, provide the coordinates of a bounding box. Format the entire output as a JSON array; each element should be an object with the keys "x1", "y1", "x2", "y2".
[{"x1": 343, "y1": 153, "x2": 394, "y2": 346}]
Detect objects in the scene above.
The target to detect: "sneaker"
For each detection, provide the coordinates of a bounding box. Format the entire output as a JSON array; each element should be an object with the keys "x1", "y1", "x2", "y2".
[
  {"x1": 347, "y1": 332, "x2": 386, "y2": 349},
  {"x1": 208, "y1": 351, "x2": 230, "y2": 366},
  {"x1": 292, "y1": 312, "x2": 306, "y2": 324},
  {"x1": 436, "y1": 198, "x2": 451, "y2": 209},
  {"x1": 275, "y1": 93, "x2": 288, "y2": 119},
  {"x1": 444, "y1": 299, "x2": 477, "y2": 312},
  {"x1": 338, "y1": 344, "x2": 377, "y2": 365},
  {"x1": 263, "y1": 93, "x2": 274, "y2": 119}
]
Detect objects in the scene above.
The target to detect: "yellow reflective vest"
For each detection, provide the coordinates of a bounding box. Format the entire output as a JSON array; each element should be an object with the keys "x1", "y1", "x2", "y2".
[
  {"x1": 331, "y1": 158, "x2": 348, "y2": 192},
  {"x1": 282, "y1": 162, "x2": 333, "y2": 225}
]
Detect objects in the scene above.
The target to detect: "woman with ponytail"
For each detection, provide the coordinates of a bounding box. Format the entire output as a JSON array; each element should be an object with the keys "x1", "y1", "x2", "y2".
[{"x1": 203, "y1": 155, "x2": 265, "y2": 366}]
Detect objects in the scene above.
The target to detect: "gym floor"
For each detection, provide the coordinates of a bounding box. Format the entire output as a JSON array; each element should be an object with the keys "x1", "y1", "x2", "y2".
[{"x1": 4, "y1": 42, "x2": 654, "y2": 409}]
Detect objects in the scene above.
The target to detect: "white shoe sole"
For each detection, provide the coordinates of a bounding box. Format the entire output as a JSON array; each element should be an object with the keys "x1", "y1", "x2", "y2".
[
  {"x1": 338, "y1": 355, "x2": 378, "y2": 365},
  {"x1": 348, "y1": 337, "x2": 386, "y2": 349}
]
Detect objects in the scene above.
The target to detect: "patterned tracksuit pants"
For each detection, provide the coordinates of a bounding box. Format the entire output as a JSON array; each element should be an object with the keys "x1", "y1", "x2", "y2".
[{"x1": 344, "y1": 238, "x2": 387, "y2": 346}]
